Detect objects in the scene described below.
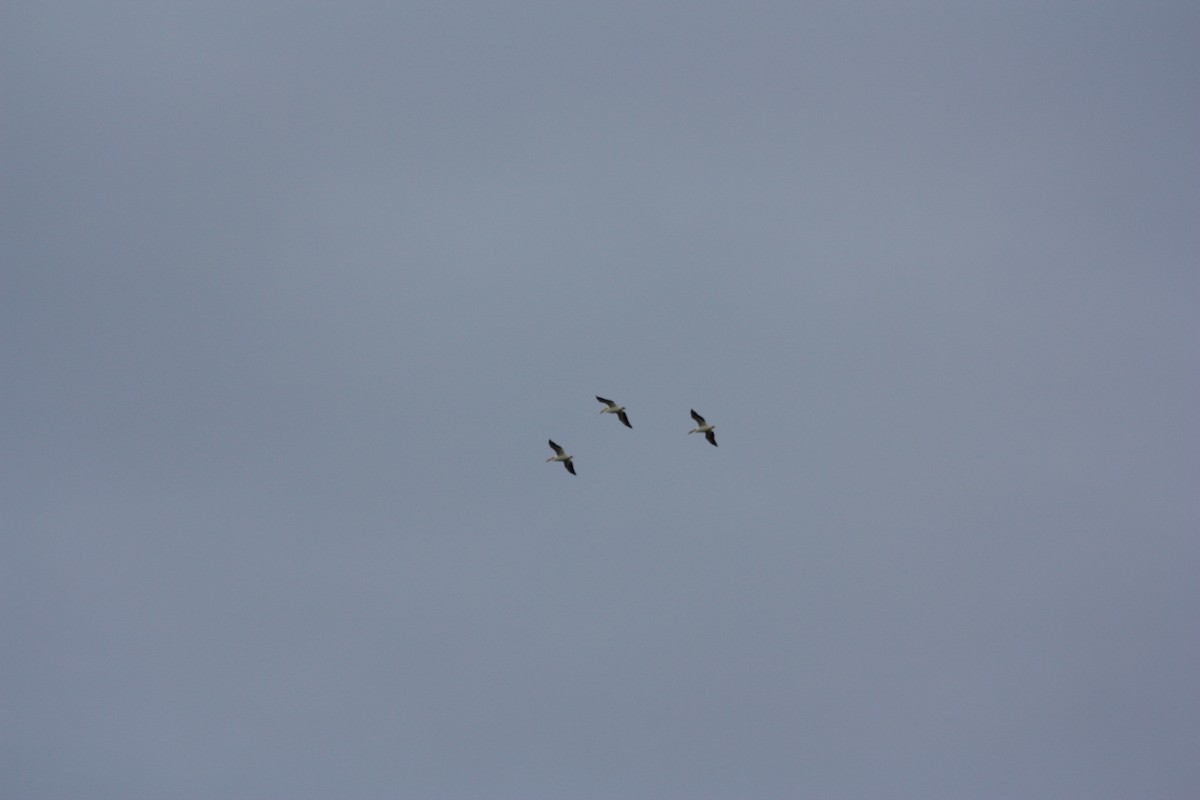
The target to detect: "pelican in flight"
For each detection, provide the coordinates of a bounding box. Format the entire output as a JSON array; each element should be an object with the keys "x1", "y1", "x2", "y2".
[
  {"x1": 545, "y1": 440, "x2": 576, "y2": 475},
  {"x1": 688, "y1": 409, "x2": 718, "y2": 447},
  {"x1": 595, "y1": 396, "x2": 632, "y2": 428}
]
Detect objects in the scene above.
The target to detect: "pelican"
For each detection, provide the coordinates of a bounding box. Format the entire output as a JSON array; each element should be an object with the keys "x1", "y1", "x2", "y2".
[
  {"x1": 545, "y1": 440, "x2": 576, "y2": 475},
  {"x1": 688, "y1": 409, "x2": 718, "y2": 447},
  {"x1": 595, "y1": 395, "x2": 632, "y2": 428}
]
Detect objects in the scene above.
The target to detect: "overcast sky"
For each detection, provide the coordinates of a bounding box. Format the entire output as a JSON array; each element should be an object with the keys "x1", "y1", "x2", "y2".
[{"x1": 3, "y1": 2, "x2": 1198, "y2": 798}]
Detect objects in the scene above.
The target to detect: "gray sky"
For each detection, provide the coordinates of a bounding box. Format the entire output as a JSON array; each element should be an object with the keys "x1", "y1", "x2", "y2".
[{"x1": 3, "y1": 2, "x2": 1198, "y2": 798}]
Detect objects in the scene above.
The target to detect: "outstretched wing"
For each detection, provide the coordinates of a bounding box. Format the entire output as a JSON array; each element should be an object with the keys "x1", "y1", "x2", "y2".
[
  {"x1": 617, "y1": 411, "x2": 632, "y2": 428},
  {"x1": 563, "y1": 459, "x2": 576, "y2": 475},
  {"x1": 690, "y1": 409, "x2": 706, "y2": 425},
  {"x1": 705, "y1": 431, "x2": 718, "y2": 447},
  {"x1": 548, "y1": 439, "x2": 565, "y2": 455},
  {"x1": 596, "y1": 395, "x2": 614, "y2": 406}
]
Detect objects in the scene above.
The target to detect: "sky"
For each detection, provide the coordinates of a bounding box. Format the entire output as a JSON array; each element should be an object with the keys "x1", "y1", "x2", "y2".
[{"x1": 3, "y1": 2, "x2": 1198, "y2": 798}]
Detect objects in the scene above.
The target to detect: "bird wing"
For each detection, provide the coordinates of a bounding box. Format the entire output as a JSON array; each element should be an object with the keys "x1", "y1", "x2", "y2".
[
  {"x1": 617, "y1": 411, "x2": 632, "y2": 428},
  {"x1": 705, "y1": 431, "x2": 718, "y2": 447},
  {"x1": 690, "y1": 409, "x2": 706, "y2": 424},
  {"x1": 596, "y1": 395, "x2": 614, "y2": 406},
  {"x1": 563, "y1": 459, "x2": 576, "y2": 475},
  {"x1": 548, "y1": 440, "x2": 564, "y2": 455}
]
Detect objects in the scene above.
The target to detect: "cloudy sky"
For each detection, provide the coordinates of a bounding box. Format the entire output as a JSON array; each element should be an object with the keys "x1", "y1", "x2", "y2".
[{"x1": 4, "y1": 2, "x2": 1197, "y2": 798}]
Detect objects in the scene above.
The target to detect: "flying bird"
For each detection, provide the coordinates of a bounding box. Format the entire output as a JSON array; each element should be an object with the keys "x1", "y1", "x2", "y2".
[
  {"x1": 688, "y1": 409, "x2": 718, "y2": 447},
  {"x1": 545, "y1": 440, "x2": 576, "y2": 475},
  {"x1": 595, "y1": 396, "x2": 632, "y2": 428}
]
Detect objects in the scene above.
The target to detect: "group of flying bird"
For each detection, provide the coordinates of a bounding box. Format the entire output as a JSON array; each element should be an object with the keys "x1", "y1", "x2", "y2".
[{"x1": 545, "y1": 396, "x2": 717, "y2": 476}]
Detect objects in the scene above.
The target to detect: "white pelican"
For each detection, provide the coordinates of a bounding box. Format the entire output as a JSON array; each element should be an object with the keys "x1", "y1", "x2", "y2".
[
  {"x1": 595, "y1": 395, "x2": 632, "y2": 428},
  {"x1": 545, "y1": 440, "x2": 576, "y2": 475},
  {"x1": 688, "y1": 409, "x2": 717, "y2": 447}
]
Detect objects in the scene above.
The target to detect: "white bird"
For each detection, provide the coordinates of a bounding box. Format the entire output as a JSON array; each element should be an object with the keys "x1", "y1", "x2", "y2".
[
  {"x1": 688, "y1": 409, "x2": 718, "y2": 447},
  {"x1": 545, "y1": 439, "x2": 576, "y2": 475},
  {"x1": 596, "y1": 395, "x2": 632, "y2": 428}
]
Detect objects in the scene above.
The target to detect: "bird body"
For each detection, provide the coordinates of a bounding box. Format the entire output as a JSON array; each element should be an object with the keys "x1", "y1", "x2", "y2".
[
  {"x1": 688, "y1": 409, "x2": 718, "y2": 447},
  {"x1": 545, "y1": 439, "x2": 576, "y2": 474},
  {"x1": 596, "y1": 396, "x2": 632, "y2": 428}
]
